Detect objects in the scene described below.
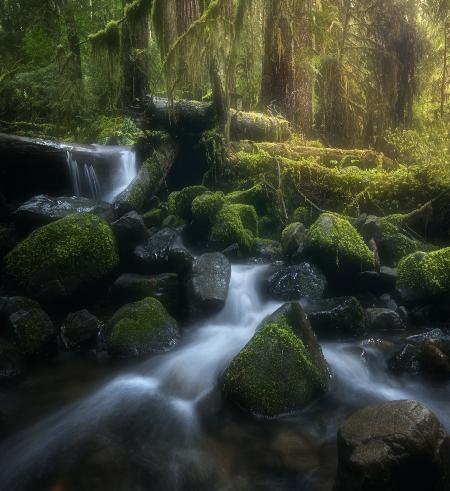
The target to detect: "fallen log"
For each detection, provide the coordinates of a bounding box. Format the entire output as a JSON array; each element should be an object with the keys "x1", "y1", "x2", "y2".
[
  {"x1": 235, "y1": 141, "x2": 395, "y2": 170},
  {"x1": 130, "y1": 96, "x2": 291, "y2": 142}
]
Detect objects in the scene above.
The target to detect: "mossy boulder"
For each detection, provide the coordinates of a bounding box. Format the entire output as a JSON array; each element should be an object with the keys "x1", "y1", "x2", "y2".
[
  {"x1": 5, "y1": 214, "x2": 119, "y2": 303},
  {"x1": 304, "y1": 213, "x2": 375, "y2": 279},
  {"x1": 397, "y1": 248, "x2": 450, "y2": 302},
  {"x1": 107, "y1": 297, "x2": 179, "y2": 357},
  {"x1": 9, "y1": 308, "x2": 55, "y2": 357},
  {"x1": 224, "y1": 184, "x2": 266, "y2": 214},
  {"x1": 293, "y1": 206, "x2": 317, "y2": 227},
  {"x1": 168, "y1": 185, "x2": 209, "y2": 221},
  {"x1": 210, "y1": 204, "x2": 258, "y2": 253},
  {"x1": 222, "y1": 303, "x2": 330, "y2": 417},
  {"x1": 142, "y1": 208, "x2": 168, "y2": 229},
  {"x1": 191, "y1": 191, "x2": 225, "y2": 228}
]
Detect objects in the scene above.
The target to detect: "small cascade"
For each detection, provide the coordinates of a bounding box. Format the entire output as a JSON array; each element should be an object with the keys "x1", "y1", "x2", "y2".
[{"x1": 65, "y1": 146, "x2": 137, "y2": 203}]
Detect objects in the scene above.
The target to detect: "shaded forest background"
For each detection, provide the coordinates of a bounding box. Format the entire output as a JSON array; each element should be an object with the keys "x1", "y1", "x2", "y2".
[{"x1": 0, "y1": 0, "x2": 448, "y2": 163}]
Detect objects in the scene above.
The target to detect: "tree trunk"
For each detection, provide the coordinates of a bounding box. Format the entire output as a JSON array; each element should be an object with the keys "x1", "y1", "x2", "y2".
[{"x1": 62, "y1": 1, "x2": 82, "y2": 80}]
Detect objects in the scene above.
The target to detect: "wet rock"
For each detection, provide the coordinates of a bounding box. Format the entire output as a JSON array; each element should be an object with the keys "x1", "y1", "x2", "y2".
[
  {"x1": 61, "y1": 309, "x2": 101, "y2": 350},
  {"x1": 5, "y1": 214, "x2": 119, "y2": 304},
  {"x1": 106, "y1": 297, "x2": 179, "y2": 357},
  {"x1": 222, "y1": 303, "x2": 330, "y2": 417},
  {"x1": 304, "y1": 213, "x2": 375, "y2": 280},
  {"x1": 266, "y1": 262, "x2": 326, "y2": 301},
  {"x1": 111, "y1": 211, "x2": 150, "y2": 262},
  {"x1": 251, "y1": 238, "x2": 282, "y2": 263},
  {"x1": 335, "y1": 400, "x2": 449, "y2": 491},
  {"x1": 379, "y1": 294, "x2": 398, "y2": 311},
  {"x1": 0, "y1": 338, "x2": 25, "y2": 380},
  {"x1": 419, "y1": 341, "x2": 450, "y2": 379},
  {"x1": 303, "y1": 297, "x2": 365, "y2": 339},
  {"x1": 365, "y1": 308, "x2": 405, "y2": 332},
  {"x1": 133, "y1": 228, "x2": 193, "y2": 275},
  {"x1": 9, "y1": 308, "x2": 55, "y2": 357},
  {"x1": 187, "y1": 253, "x2": 231, "y2": 318},
  {"x1": 388, "y1": 343, "x2": 420, "y2": 374},
  {"x1": 13, "y1": 194, "x2": 114, "y2": 235},
  {"x1": 110, "y1": 273, "x2": 179, "y2": 315},
  {"x1": 280, "y1": 222, "x2": 307, "y2": 259},
  {"x1": 396, "y1": 306, "x2": 409, "y2": 324},
  {"x1": 0, "y1": 296, "x2": 40, "y2": 324}
]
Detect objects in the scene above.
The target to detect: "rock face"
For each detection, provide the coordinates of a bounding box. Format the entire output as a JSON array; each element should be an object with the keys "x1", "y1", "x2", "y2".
[
  {"x1": 303, "y1": 296, "x2": 365, "y2": 339},
  {"x1": 266, "y1": 262, "x2": 326, "y2": 301},
  {"x1": 5, "y1": 214, "x2": 119, "y2": 304},
  {"x1": 397, "y1": 248, "x2": 450, "y2": 302},
  {"x1": 133, "y1": 228, "x2": 193, "y2": 275},
  {"x1": 13, "y1": 195, "x2": 114, "y2": 235},
  {"x1": 9, "y1": 308, "x2": 55, "y2": 356},
  {"x1": 304, "y1": 213, "x2": 375, "y2": 280},
  {"x1": 106, "y1": 297, "x2": 179, "y2": 357},
  {"x1": 335, "y1": 400, "x2": 450, "y2": 491},
  {"x1": 365, "y1": 308, "x2": 405, "y2": 331},
  {"x1": 222, "y1": 303, "x2": 330, "y2": 417},
  {"x1": 61, "y1": 309, "x2": 101, "y2": 350},
  {"x1": 110, "y1": 273, "x2": 180, "y2": 316},
  {"x1": 188, "y1": 253, "x2": 231, "y2": 318}
]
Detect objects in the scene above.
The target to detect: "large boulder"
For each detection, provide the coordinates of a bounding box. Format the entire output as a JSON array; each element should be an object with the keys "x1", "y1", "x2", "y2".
[
  {"x1": 109, "y1": 273, "x2": 180, "y2": 316},
  {"x1": 365, "y1": 308, "x2": 405, "y2": 332},
  {"x1": 111, "y1": 211, "x2": 149, "y2": 262},
  {"x1": 303, "y1": 296, "x2": 365, "y2": 339},
  {"x1": 8, "y1": 308, "x2": 55, "y2": 357},
  {"x1": 133, "y1": 228, "x2": 193, "y2": 275},
  {"x1": 168, "y1": 185, "x2": 209, "y2": 221},
  {"x1": 60, "y1": 309, "x2": 101, "y2": 351},
  {"x1": 335, "y1": 400, "x2": 450, "y2": 491},
  {"x1": 221, "y1": 303, "x2": 330, "y2": 417},
  {"x1": 266, "y1": 262, "x2": 326, "y2": 301},
  {"x1": 106, "y1": 297, "x2": 179, "y2": 357},
  {"x1": 397, "y1": 248, "x2": 450, "y2": 302},
  {"x1": 5, "y1": 214, "x2": 119, "y2": 304},
  {"x1": 187, "y1": 253, "x2": 231, "y2": 318},
  {"x1": 13, "y1": 195, "x2": 114, "y2": 236},
  {"x1": 304, "y1": 213, "x2": 375, "y2": 280}
]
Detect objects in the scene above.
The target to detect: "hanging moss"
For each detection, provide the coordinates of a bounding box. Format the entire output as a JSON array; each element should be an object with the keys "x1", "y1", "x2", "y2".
[{"x1": 125, "y1": 0, "x2": 151, "y2": 45}]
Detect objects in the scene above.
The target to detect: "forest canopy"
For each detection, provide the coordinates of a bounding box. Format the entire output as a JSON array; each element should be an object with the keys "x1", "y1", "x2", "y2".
[{"x1": 0, "y1": 0, "x2": 448, "y2": 156}]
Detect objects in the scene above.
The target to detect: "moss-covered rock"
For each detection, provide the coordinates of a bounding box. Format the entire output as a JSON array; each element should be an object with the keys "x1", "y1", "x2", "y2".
[
  {"x1": 225, "y1": 184, "x2": 266, "y2": 214},
  {"x1": 168, "y1": 185, "x2": 209, "y2": 221},
  {"x1": 142, "y1": 208, "x2": 167, "y2": 228},
  {"x1": 191, "y1": 191, "x2": 225, "y2": 228},
  {"x1": 9, "y1": 308, "x2": 55, "y2": 356},
  {"x1": 107, "y1": 297, "x2": 179, "y2": 357},
  {"x1": 5, "y1": 214, "x2": 119, "y2": 303},
  {"x1": 281, "y1": 222, "x2": 307, "y2": 259},
  {"x1": 222, "y1": 303, "x2": 330, "y2": 417},
  {"x1": 210, "y1": 204, "x2": 258, "y2": 253},
  {"x1": 304, "y1": 213, "x2": 375, "y2": 279},
  {"x1": 293, "y1": 206, "x2": 317, "y2": 227},
  {"x1": 397, "y1": 248, "x2": 450, "y2": 302}
]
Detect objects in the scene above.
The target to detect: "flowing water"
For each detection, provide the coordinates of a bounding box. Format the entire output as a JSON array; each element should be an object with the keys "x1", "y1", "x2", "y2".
[
  {"x1": 65, "y1": 146, "x2": 137, "y2": 203},
  {"x1": 0, "y1": 266, "x2": 449, "y2": 490}
]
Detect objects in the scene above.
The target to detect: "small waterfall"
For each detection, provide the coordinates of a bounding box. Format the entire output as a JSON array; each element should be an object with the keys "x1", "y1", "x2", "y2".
[{"x1": 65, "y1": 146, "x2": 137, "y2": 203}]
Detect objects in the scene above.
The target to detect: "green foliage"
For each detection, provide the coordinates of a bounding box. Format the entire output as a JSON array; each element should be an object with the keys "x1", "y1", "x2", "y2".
[{"x1": 90, "y1": 115, "x2": 142, "y2": 145}]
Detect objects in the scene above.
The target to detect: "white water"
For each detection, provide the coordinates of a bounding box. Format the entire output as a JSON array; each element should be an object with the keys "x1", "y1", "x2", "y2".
[
  {"x1": 65, "y1": 147, "x2": 137, "y2": 203},
  {"x1": 0, "y1": 264, "x2": 449, "y2": 489}
]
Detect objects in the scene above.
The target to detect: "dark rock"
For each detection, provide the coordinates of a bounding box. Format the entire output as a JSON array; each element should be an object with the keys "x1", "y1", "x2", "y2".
[
  {"x1": 61, "y1": 309, "x2": 101, "y2": 350},
  {"x1": 0, "y1": 226, "x2": 16, "y2": 263},
  {"x1": 133, "y1": 228, "x2": 193, "y2": 275},
  {"x1": 388, "y1": 343, "x2": 420, "y2": 374},
  {"x1": 419, "y1": 341, "x2": 450, "y2": 379},
  {"x1": 251, "y1": 239, "x2": 282, "y2": 263},
  {"x1": 396, "y1": 306, "x2": 409, "y2": 324},
  {"x1": 110, "y1": 273, "x2": 180, "y2": 316},
  {"x1": 111, "y1": 211, "x2": 150, "y2": 262},
  {"x1": 222, "y1": 303, "x2": 330, "y2": 417},
  {"x1": 13, "y1": 195, "x2": 114, "y2": 235},
  {"x1": 380, "y1": 266, "x2": 398, "y2": 285},
  {"x1": 303, "y1": 296, "x2": 365, "y2": 339},
  {"x1": 266, "y1": 262, "x2": 326, "y2": 302},
  {"x1": 106, "y1": 297, "x2": 179, "y2": 358},
  {"x1": 335, "y1": 400, "x2": 449, "y2": 491},
  {"x1": 0, "y1": 296, "x2": 40, "y2": 323},
  {"x1": 379, "y1": 294, "x2": 398, "y2": 311},
  {"x1": 355, "y1": 271, "x2": 389, "y2": 295},
  {"x1": 9, "y1": 308, "x2": 55, "y2": 357},
  {"x1": 280, "y1": 222, "x2": 307, "y2": 259},
  {"x1": 0, "y1": 338, "x2": 25, "y2": 380},
  {"x1": 365, "y1": 308, "x2": 405, "y2": 331},
  {"x1": 188, "y1": 253, "x2": 231, "y2": 318}
]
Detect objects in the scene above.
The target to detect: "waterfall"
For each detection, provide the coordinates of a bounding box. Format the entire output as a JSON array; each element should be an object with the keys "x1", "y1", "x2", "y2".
[{"x1": 65, "y1": 146, "x2": 137, "y2": 203}]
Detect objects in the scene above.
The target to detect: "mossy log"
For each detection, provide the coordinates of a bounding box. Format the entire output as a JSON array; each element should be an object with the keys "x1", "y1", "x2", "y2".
[
  {"x1": 130, "y1": 96, "x2": 291, "y2": 142},
  {"x1": 236, "y1": 141, "x2": 395, "y2": 170}
]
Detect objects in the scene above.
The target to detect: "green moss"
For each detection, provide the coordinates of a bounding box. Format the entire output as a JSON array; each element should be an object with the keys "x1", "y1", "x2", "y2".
[
  {"x1": 210, "y1": 204, "x2": 258, "y2": 252},
  {"x1": 142, "y1": 208, "x2": 167, "y2": 228},
  {"x1": 168, "y1": 185, "x2": 209, "y2": 221},
  {"x1": 305, "y1": 213, "x2": 375, "y2": 277},
  {"x1": 293, "y1": 206, "x2": 317, "y2": 227},
  {"x1": 108, "y1": 297, "x2": 178, "y2": 357},
  {"x1": 88, "y1": 20, "x2": 121, "y2": 48},
  {"x1": 222, "y1": 307, "x2": 328, "y2": 417},
  {"x1": 281, "y1": 222, "x2": 307, "y2": 257},
  {"x1": 225, "y1": 184, "x2": 266, "y2": 213},
  {"x1": 191, "y1": 191, "x2": 225, "y2": 227},
  {"x1": 161, "y1": 214, "x2": 186, "y2": 229},
  {"x1": 5, "y1": 214, "x2": 118, "y2": 299},
  {"x1": 397, "y1": 248, "x2": 450, "y2": 301},
  {"x1": 90, "y1": 116, "x2": 142, "y2": 145}
]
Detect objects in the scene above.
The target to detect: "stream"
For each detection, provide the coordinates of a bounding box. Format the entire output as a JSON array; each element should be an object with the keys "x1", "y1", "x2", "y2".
[{"x1": 0, "y1": 264, "x2": 449, "y2": 491}]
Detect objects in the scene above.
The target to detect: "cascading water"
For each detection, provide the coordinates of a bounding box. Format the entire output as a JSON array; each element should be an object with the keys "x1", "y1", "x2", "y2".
[
  {"x1": 65, "y1": 146, "x2": 137, "y2": 203},
  {"x1": 0, "y1": 265, "x2": 449, "y2": 490}
]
